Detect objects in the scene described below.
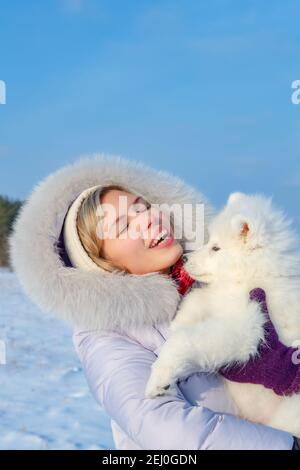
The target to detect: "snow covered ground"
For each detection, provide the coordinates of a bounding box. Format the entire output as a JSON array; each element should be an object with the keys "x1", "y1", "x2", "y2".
[{"x1": 0, "y1": 267, "x2": 115, "y2": 450}]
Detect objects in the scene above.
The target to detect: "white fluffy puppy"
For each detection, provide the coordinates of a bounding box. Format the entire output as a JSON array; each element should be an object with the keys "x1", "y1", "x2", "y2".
[{"x1": 145, "y1": 192, "x2": 300, "y2": 437}]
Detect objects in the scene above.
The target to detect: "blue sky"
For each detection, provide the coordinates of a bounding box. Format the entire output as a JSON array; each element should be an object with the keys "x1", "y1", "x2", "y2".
[{"x1": 0, "y1": 0, "x2": 300, "y2": 229}]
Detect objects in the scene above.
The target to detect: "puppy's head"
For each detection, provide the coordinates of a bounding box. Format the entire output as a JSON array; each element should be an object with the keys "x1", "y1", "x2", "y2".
[{"x1": 183, "y1": 192, "x2": 294, "y2": 283}]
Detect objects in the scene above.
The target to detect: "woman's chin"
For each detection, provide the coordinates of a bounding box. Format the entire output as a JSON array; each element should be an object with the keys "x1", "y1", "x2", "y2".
[{"x1": 162, "y1": 244, "x2": 183, "y2": 269}]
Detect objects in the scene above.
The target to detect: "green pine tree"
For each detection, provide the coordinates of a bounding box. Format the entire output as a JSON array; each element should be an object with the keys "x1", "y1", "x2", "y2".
[{"x1": 0, "y1": 195, "x2": 23, "y2": 267}]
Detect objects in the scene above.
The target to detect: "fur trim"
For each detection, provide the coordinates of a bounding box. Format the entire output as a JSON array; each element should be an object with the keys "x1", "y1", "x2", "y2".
[{"x1": 8, "y1": 153, "x2": 213, "y2": 333}]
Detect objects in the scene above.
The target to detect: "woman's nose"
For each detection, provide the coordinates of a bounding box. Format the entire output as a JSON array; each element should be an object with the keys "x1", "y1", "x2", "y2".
[
  {"x1": 148, "y1": 207, "x2": 161, "y2": 228},
  {"x1": 135, "y1": 207, "x2": 161, "y2": 239}
]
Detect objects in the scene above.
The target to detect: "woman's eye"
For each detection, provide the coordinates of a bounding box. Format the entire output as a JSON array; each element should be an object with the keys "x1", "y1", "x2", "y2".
[
  {"x1": 212, "y1": 245, "x2": 220, "y2": 252},
  {"x1": 118, "y1": 199, "x2": 151, "y2": 236},
  {"x1": 135, "y1": 200, "x2": 151, "y2": 212}
]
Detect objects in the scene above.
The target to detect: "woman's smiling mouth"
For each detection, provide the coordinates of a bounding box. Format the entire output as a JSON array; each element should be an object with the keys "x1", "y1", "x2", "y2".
[{"x1": 149, "y1": 227, "x2": 175, "y2": 249}]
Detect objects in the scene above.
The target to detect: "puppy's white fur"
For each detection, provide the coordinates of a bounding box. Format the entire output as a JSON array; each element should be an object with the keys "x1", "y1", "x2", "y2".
[{"x1": 145, "y1": 192, "x2": 300, "y2": 437}]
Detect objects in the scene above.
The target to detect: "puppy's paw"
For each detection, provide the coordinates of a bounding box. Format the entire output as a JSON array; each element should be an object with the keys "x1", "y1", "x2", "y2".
[
  {"x1": 145, "y1": 365, "x2": 175, "y2": 399},
  {"x1": 145, "y1": 380, "x2": 171, "y2": 399}
]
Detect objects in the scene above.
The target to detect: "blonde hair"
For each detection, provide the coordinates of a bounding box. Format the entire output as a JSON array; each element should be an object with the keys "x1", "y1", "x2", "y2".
[{"x1": 76, "y1": 184, "x2": 128, "y2": 273}]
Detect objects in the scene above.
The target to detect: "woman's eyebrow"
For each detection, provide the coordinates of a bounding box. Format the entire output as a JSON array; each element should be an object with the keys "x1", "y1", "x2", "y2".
[{"x1": 109, "y1": 196, "x2": 142, "y2": 231}]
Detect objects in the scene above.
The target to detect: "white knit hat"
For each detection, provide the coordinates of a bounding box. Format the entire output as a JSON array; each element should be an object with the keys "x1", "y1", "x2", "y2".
[{"x1": 63, "y1": 185, "x2": 104, "y2": 271}]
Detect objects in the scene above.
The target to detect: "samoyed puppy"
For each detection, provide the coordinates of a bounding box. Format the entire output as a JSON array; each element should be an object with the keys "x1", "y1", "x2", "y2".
[{"x1": 145, "y1": 192, "x2": 300, "y2": 437}]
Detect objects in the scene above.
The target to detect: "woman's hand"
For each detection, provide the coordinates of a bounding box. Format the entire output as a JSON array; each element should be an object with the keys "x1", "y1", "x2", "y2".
[{"x1": 219, "y1": 288, "x2": 300, "y2": 396}]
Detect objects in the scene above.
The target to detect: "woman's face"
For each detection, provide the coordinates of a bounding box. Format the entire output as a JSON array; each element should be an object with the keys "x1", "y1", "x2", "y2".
[{"x1": 100, "y1": 189, "x2": 183, "y2": 274}]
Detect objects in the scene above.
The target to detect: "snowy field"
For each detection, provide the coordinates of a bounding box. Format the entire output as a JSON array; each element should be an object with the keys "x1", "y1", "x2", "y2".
[{"x1": 0, "y1": 267, "x2": 115, "y2": 450}]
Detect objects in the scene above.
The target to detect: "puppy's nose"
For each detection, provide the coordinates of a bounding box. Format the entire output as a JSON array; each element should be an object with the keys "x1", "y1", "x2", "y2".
[{"x1": 182, "y1": 255, "x2": 188, "y2": 264}]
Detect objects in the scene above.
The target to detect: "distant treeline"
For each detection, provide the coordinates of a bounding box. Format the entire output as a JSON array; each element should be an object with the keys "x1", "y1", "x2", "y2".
[{"x1": 0, "y1": 195, "x2": 23, "y2": 268}]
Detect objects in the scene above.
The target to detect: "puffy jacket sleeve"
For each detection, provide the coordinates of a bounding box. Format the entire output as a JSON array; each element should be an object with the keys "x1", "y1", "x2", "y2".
[{"x1": 73, "y1": 329, "x2": 294, "y2": 450}]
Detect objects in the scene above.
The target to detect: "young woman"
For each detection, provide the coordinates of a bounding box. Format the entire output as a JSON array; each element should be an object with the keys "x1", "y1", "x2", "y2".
[{"x1": 10, "y1": 154, "x2": 299, "y2": 450}]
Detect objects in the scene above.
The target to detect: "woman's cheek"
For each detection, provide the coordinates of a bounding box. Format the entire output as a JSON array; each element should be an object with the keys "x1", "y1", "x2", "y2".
[
  {"x1": 118, "y1": 238, "x2": 146, "y2": 273},
  {"x1": 125, "y1": 236, "x2": 143, "y2": 254},
  {"x1": 112, "y1": 237, "x2": 139, "y2": 261}
]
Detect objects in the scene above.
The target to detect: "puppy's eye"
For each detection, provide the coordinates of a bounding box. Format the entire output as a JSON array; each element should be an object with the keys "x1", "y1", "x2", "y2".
[{"x1": 211, "y1": 245, "x2": 220, "y2": 252}]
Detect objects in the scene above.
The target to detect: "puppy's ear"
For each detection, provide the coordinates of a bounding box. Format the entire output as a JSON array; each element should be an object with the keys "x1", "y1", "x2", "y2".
[
  {"x1": 231, "y1": 214, "x2": 266, "y2": 249},
  {"x1": 231, "y1": 215, "x2": 251, "y2": 243},
  {"x1": 227, "y1": 192, "x2": 245, "y2": 205}
]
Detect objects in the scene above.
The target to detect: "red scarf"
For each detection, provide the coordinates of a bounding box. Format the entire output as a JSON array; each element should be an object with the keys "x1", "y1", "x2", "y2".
[{"x1": 169, "y1": 256, "x2": 196, "y2": 296}]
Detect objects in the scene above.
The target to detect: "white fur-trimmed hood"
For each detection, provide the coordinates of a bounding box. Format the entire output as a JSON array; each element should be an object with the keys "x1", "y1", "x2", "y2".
[{"x1": 9, "y1": 154, "x2": 213, "y2": 334}]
